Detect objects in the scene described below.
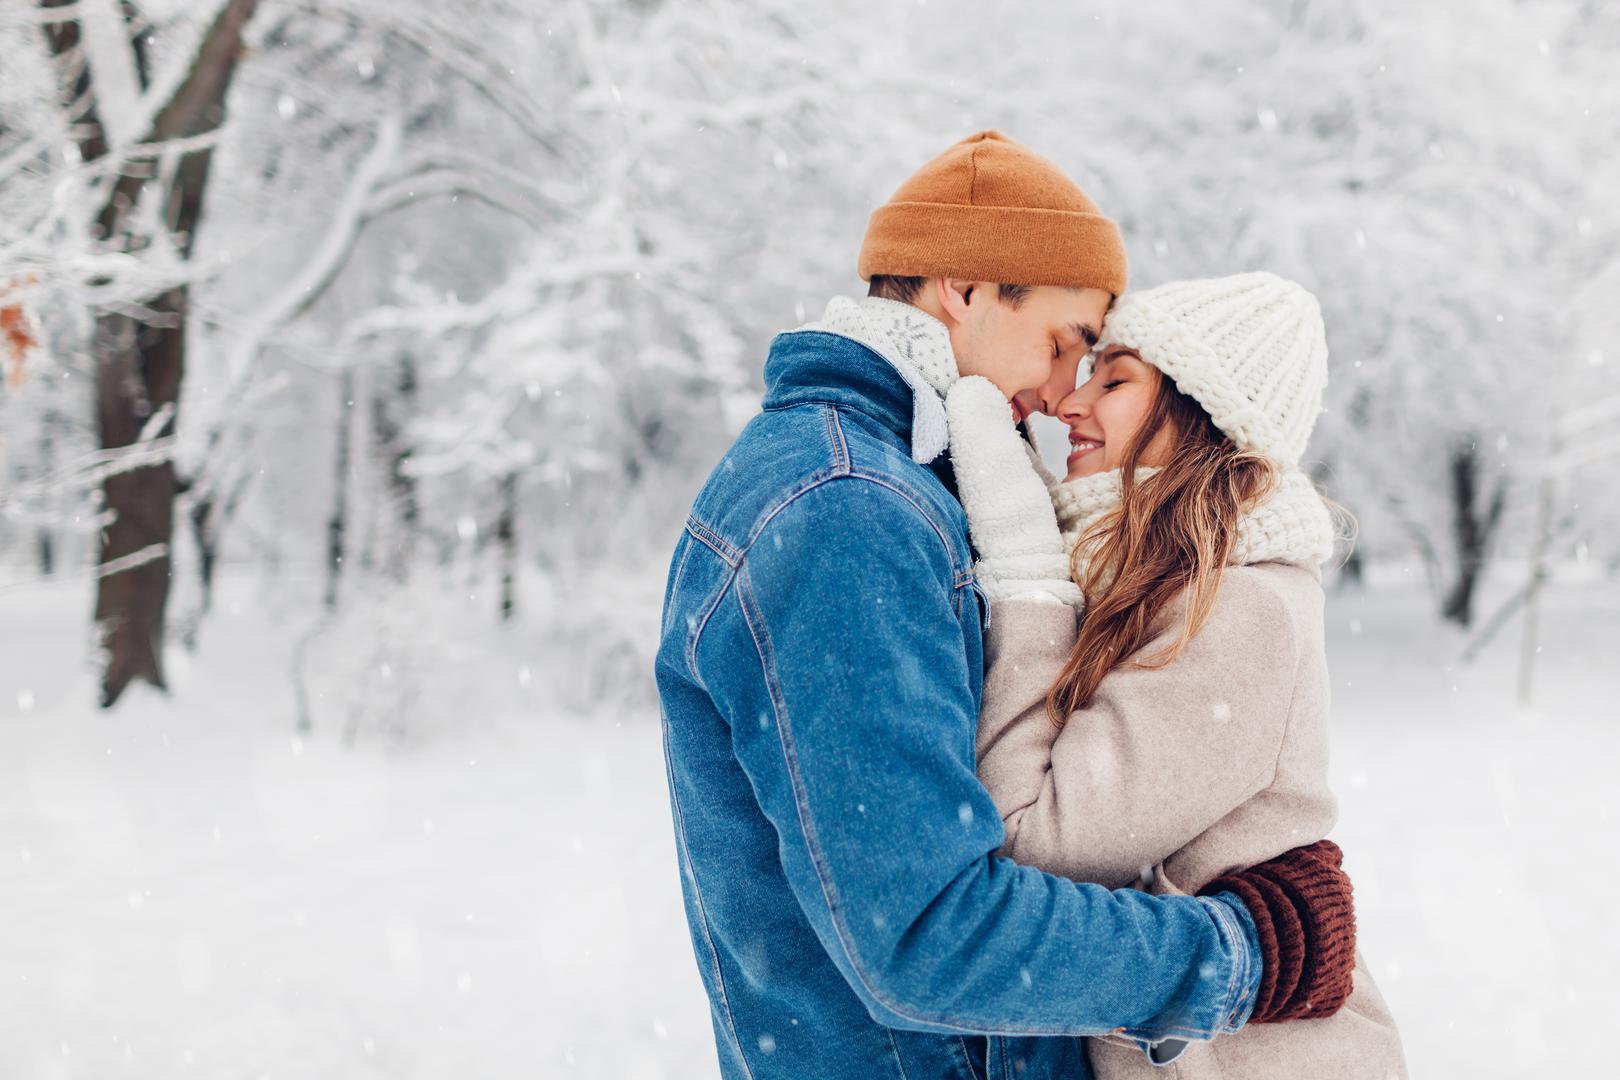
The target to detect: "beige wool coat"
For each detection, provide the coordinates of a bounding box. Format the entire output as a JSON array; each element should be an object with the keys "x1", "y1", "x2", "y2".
[{"x1": 976, "y1": 561, "x2": 1408, "y2": 1080}]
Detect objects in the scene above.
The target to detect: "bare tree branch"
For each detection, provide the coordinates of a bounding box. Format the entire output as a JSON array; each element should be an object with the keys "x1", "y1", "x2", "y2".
[{"x1": 146, "y1": 0, "x2": 260, "y2": 143}]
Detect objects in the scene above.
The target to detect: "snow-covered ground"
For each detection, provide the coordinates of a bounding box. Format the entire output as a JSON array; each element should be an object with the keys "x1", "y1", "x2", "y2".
[{"x1": 1, "y1": 568, "x2": 1615, "y2": 1078}]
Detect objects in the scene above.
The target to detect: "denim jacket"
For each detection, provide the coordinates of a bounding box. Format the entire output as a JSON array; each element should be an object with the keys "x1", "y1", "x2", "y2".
[{"x1": 654, "y1": 330, "x2": 1261, "y2": 1080}]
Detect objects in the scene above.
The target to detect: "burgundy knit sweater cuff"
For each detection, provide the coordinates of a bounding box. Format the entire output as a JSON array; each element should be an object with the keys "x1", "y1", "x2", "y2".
[{"x1": 1199, "y1": 839, "x2": 1357, "y2": 1023}]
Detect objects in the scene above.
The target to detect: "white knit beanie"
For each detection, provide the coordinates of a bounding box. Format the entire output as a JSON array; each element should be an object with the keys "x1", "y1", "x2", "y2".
[{"x1": 1093, "y1": 271, "x2": 1329, "y2": 466}]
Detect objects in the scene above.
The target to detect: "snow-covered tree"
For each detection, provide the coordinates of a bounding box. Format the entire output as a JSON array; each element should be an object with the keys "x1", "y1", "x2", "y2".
[{"x1": 3, "y1": 0, "x2": 1613, "y2": 723}]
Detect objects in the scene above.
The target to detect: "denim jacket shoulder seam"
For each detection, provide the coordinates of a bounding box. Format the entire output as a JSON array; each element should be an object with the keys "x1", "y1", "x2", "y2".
[
  {"x1": 688, "y1": 469, "x2": 946, "y2": 688},
  {"x1": 686, "y1": 517, "x2": 742, "y2": 567},
  {"x1": 737, "y1": 472, "x2": 957, "y2": 574}
]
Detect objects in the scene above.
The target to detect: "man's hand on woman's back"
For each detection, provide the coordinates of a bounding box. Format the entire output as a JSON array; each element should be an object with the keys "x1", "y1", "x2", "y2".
[{"x1": 1199, "y1": 839, "x2": 1357, "y2": 1023}]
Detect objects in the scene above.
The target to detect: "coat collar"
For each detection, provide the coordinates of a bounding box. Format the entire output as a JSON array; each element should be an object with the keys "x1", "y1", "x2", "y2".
[
  {"x1": 769, "y1": 296, "x2": 958, "y2": 464},
  {"x1": 762, "y1": 329, "x2": 916, "y2": 449}
]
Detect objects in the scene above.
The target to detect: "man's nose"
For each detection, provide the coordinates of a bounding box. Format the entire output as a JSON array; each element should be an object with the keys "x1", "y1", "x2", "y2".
[{"x1": 1037, "y1": 359, "x2": 1082, "y2": 414}]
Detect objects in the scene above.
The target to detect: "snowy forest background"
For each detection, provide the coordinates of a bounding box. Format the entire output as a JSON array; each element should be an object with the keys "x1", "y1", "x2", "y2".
[{"x1": 1, "y1": 1, "x2": 1616, "y2": 1077}]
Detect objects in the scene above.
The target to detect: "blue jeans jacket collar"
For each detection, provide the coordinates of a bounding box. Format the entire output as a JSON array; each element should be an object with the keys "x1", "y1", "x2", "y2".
[{"x1": 762, "y1": 330, "x2": 917, "y2": 446}]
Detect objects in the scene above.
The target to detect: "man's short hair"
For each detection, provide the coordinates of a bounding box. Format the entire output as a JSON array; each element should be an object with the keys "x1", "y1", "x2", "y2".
[{"x1": 867, "y1": 275, "x2": 1034, "y2": 309}]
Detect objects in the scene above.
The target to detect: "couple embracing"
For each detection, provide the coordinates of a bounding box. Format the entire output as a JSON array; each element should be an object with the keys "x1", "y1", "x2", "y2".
[{"x1": 654, "y1": 131, "x2": 1407, "y2": 1079}]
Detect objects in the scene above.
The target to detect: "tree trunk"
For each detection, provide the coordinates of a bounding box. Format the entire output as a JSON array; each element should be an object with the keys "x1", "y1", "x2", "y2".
[
  {"x1": 188, "y1": 494, "x2": 218, "y2": 616},
  {"x1": 371, "y1": 354, "x2": 418, "y2": 582},
  {"x1": 497, "y1": 471, "x2": 517, "y2": 622},
  {"x1": 325, "y1": 368, "x2": 354, "y2": 612},
  {"x1": 1338, "y1": 544, "x2": 1363, "y2": 589},
  {"x1": 37, "y1": 530, "x2": 56, "y2": 578},
  {"x1": 35, "y1": 406, "x2": 59, "y2": 578},
  {"x1": 43, "y1": 0, "x2": 263, "y2": 706},
  {"x1": 1440, "y1": 439, "x2": 1506, "y2": 628},
  {"x1": 92, "y1": 295, "x2": 185, "y2": 705}
]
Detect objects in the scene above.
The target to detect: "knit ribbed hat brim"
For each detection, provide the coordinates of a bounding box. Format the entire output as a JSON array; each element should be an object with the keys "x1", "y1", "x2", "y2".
[
  {"x1": 859, "y1": 131, "x2": 1128, "y2": 295},
  {"x1": 860, "y1": 203, "x2": 1127, "y2": 294}
]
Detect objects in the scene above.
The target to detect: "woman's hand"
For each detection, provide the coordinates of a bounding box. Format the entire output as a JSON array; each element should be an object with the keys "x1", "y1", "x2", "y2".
[{"x1": 945, "y1": 376, "x2": 1082, "y2": 609}]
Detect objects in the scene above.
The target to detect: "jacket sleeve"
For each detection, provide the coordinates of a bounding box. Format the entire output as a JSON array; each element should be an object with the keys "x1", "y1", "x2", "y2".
[
  {"x1": 703, "y1": 476, "x2": 1260, "y2": 1041},
  {"x1": 976, "y1": 573, "x2": 1300, "y2": 889}
]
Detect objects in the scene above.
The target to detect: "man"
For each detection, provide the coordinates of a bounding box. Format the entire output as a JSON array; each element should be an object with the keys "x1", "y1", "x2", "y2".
[{"x1": 654, "y1": 131, "x2": 1355, "y2": 1079}]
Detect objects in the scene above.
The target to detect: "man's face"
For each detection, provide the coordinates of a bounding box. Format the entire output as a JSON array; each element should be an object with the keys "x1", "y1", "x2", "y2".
[{"x1": 945, "y1": 285, "x2": 1111, "y2": 417}]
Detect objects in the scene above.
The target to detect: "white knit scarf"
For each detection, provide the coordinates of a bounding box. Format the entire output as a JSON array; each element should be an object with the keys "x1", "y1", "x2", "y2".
[
  {"x1": 1053, "y1": 466, "x2": 1337, "y2": 583},
  {"x1": 797, "y1": 296, "x2": 958, "y2": 463}
]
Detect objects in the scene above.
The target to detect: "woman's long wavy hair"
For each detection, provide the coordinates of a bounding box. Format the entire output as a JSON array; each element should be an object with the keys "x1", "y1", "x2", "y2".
[{"x1": 1045, "y1": 365, "x2": 1280, "y2": 726}]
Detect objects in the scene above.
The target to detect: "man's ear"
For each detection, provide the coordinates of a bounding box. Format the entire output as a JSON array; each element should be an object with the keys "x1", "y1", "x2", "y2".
[{"x1": 935, "y1": 278, "x2": 981, "y2": 324}]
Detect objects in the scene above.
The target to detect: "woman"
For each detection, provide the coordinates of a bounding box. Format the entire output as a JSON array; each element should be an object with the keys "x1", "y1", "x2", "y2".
[{"x1": 945, "y1": 272, "x2": 1407, "y2": 1078}]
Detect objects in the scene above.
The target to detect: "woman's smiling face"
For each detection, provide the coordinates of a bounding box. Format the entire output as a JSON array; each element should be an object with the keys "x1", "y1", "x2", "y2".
[{"x1": 1057, "y1": 346, "x2": 1174, "y2": 480}]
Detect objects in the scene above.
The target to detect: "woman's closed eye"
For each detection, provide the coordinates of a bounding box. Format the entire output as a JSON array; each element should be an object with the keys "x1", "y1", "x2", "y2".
[{"x1": 1103, "y1": 379, "x2": 1125, "y2": 390}]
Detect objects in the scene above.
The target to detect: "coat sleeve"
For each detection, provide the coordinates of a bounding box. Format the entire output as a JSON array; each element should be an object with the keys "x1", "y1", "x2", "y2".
[
  {"x1": 976, "y1": 572, "x2": 1300, "y2": 889},
  {"x1": 706, "y1": 476, "x2": 1261, "y2": 1040}
]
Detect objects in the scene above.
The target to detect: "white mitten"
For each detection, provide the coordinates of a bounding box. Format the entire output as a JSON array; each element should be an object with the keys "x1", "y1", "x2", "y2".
[
  {"x1": 945, "y1": 376, "x2": 1082, "y2": 609},
  {"x1": 1019, "y1": 419, "x2": 1062, "y2": 494}
]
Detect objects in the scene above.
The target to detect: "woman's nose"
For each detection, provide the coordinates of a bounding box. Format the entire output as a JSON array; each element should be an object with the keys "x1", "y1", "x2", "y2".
[{"x1": 1056, "y1": 390, "x2": 1089, "y2": 423}]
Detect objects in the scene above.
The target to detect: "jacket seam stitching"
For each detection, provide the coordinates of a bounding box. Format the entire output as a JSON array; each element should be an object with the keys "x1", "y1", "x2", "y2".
[
  {"x1": 840, "y1": 470, "x2": 965, "y2": 580},
  {"x1": 885, "y1": 1028, "x2": 914, "y2": 1080},
  {"x1": 954, "y1": 1034, "x2": 983, "y2": 1080},
  {"x1": 686, "y1": 564, "x2": 739, "y2": 690},
  {"x1": 660, "y1": 537, "x2": 697, "y2": 638},
  {"x1": 688, "y1": 472, "x2": 961, "y2": 691},
  {"x1": 736, "y1": 472, "x2": 965, "y2": 584},
  {"x1": 824, "y1": 404, "x2": 850, "y2": 474},
  {"x1": 1265, "y1": 598, "x2": 1306, "y2": 788},
  {"x1": 1211, "y1": 893, "x2": 1257, "y2": 1028},
  {"x1": 1212, "y1": 896, "x2": 1246, "y2": 1029},
  {"x1": 951, "y1": 569, "x2": 976, "y2": 619},
  {"x1": 760, "y1": 397, "x2": 865, "y2": 414},
  {"x1": 660, "y1": 714, "x2": 758, "y2": 1080},
  {"x1": 686, "y1": 517, "x2": 741, "y2": 567}
]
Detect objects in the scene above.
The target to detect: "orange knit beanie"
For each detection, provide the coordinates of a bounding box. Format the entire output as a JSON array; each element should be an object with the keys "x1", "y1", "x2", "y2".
[{"x1": 858, "y1": 131, "x2": 1127, "y2": 296}]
